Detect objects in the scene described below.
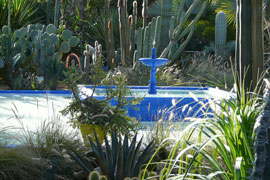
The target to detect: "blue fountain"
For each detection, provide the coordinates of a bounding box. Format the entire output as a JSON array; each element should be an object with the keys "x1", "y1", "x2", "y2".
[{"x1": 139, "y1": 48, "x2": 168, "y2": 94}]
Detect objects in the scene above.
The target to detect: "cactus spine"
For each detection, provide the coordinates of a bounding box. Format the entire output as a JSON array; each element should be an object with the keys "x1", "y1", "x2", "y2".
[{"x1": 215, "y1": 11, "x2": 227, "y2": 58}]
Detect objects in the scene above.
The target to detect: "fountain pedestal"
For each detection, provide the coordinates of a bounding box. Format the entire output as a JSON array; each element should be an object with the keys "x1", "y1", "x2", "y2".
[{"x1": 139, "y1": 48, "x2": 168, "y2": 94}]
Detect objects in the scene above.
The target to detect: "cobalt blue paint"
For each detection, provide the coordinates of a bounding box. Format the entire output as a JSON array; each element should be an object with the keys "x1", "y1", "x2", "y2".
[
  {"x1": 0, "y1": 87, "x2": 212, "y2": 122},
  {"x1": 83, "y1": 86, "x2": 212, "y2": 121},
  {"x1": 139, "y1": 48, "x2": 168, "y2": 94}
]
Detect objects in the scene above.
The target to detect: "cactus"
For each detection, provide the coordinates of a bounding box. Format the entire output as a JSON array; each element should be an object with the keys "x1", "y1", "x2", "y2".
[
  {"x1": 88, "y1": 171, "x2": 108, "y2": 180},
  {"x1": 142, "y1": 0, "x2": 148, "y2": 28},
  {"x1": 134, "y1": 0, "x2": 206, "y2": 66},
  {"x1": 118, "y1": 0, "x2": 130, "y2": 67},
  {"x1": 46, "y1": 0, "x2": 52, "y2": 24},
  {"x1": 84, "y1": 41, "x2": 102, "y2": 72},
  {"x1": 158, "y1": 0, "x2": 173, "y2": 55},
  {"x1": 160, "y1": 0, "x2": 207, "y2": 63},
  {"x1": 235, "y1": 0, "x2": 264, "y2": 91},
  {"x1": 215, "y1": 11, "x2": 227, "y2": 58},
  {"x1": 54, "y1": 0, "x2": 60, "y2": 28},
  {"x1": 16, "y1": 23, "x2": 79, "y2": 76},
  {"x1": 8, "y1": 0, "x2": 11, "y2": 32}
]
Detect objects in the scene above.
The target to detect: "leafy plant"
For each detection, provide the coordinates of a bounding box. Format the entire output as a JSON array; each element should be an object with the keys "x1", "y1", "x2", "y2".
[
  {"x1": 0, "y1": 148, "x2": 45, "y2": 179},
  {"x1": 69, "y1": 131, "x2": 154, "y2": 180},
  {"x1": 0, "y1": 0, "x2": 42, "y2": 30},
  {"x1": 62, "y1": 59, "x2": 142, "y2": 134},
  {"x1": 143, "y1": 70, "x2": 264, "y2": 179}
]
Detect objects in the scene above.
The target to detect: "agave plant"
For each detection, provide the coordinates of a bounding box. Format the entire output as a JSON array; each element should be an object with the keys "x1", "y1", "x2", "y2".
[
  {"x1": 69, "y1": 131, "x2": 154, "y2": 180},
  {"x1": 41, "y1": 57, "x2": 64, "y2": 90}
]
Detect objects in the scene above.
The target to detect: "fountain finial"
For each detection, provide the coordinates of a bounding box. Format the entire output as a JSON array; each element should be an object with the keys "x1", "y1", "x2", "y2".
[{"x1": 152, "y1": 48, "x2": 156, "y2": 59}]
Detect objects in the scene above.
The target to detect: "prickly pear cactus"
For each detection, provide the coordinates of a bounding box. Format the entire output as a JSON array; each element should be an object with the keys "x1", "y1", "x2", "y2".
[
  {"x1": 16, "y1": 23, "x2": 79, "y2": 75},
  {"x1": 215, "y1": 11, "x2": 227, "y2": 58}
]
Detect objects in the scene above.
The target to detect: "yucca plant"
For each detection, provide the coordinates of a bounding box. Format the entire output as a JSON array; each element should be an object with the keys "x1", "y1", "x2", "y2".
[
  {"x1": 143, "y1": 69, "x2": 264, "y2": 179},
  {"x1": 0, "y1": 0, "x2": 42, "y2": 30},
  {"x1": 69, "y1": 131, "x2": 154, "y2": 180}
]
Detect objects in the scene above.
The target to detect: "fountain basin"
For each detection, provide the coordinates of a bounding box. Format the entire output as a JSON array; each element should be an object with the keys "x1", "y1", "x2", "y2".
[
  {"x1": 80, "y1": 86, "x2": 232, "y2": 122},
  {"x1": 139, "y1": 58, "x2": 168, "y2": 67}
]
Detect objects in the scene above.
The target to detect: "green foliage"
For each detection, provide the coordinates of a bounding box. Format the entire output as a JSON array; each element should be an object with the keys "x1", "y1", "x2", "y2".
[
  {"x1": 41, "y1": 57, "x2": 64, "y2": 90},
  {"x1": 143, "y1": 71, "x2": 264, "y2": 179},
  {"x1": 0, "y1": 0, "x2": 42, "y2": 30},
  {"x1": 70, "y1": 131, "x2": 154, "y2": 180},
  {"x1": 0, "y1": 27, "x2": 27, "y2": 89},
  {"x1": 0, "y1": 148, "x2": 45, "y2": 179},
  {"x1": 12, "y1": 23, "x2": 79, "y2": 88},
  {"x1": 62, "y1": 58, "x2": 142, "y2": 134}
]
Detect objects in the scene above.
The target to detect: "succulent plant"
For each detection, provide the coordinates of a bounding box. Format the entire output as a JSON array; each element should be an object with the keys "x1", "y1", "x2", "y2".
[
  {"x1": 15, "y1": 23, "x2": 79, "y2": 76},
  {"x1": 69, "y1": 131, "x2": 154, "y2": 180},
  {"x1": 215, "y1": 11, "x2": 227, "y2": 59},
  {"x1": 88, "y1": 171, "x2": 108, "y2": 180},
  {"x1": 0, "y1": 26, "x2": 27, "y2": 88},
  {"x1": 235, "y1": 0, "x2": 264, "y2": 91}
]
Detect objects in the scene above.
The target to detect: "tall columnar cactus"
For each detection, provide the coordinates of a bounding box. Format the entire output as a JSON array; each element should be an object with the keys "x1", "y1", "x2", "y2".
[
  {"x1": 158, "y1": 0, "x2": 173, "y2": 55},
  {"x1": 235, "y1": 0, "x2": 264, "y2": 91},
  {"x1": 117, "y1": 0, "x2": 138, "y2": 67},
  {"x1": 135, "y1": 16, "x2": 161, "y2": 61},
  {"x1": 215, "y1": 11, "x2": 227, "y2": 58},
  {"x1": 142, "y1": 0, "x2": 148, "y2": 28},
  {"x1": 46, "y1": 0, "x2": 52, "y2": 24},
  {"x1": 132, "y1": 0, "x2": 206, "y2": 67},
  {"x1": 8, "y1": 0, "x2": 11, "y2": 31},
  {"x1": 118, "y1": 0, "x2": 129, "y2": 67},
  {"x1": 159, "y1": 0, "x2": 207, "y2": 63},
  {"x1": 54, "y1": 0, "x2": 60, "y2": 28}
]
